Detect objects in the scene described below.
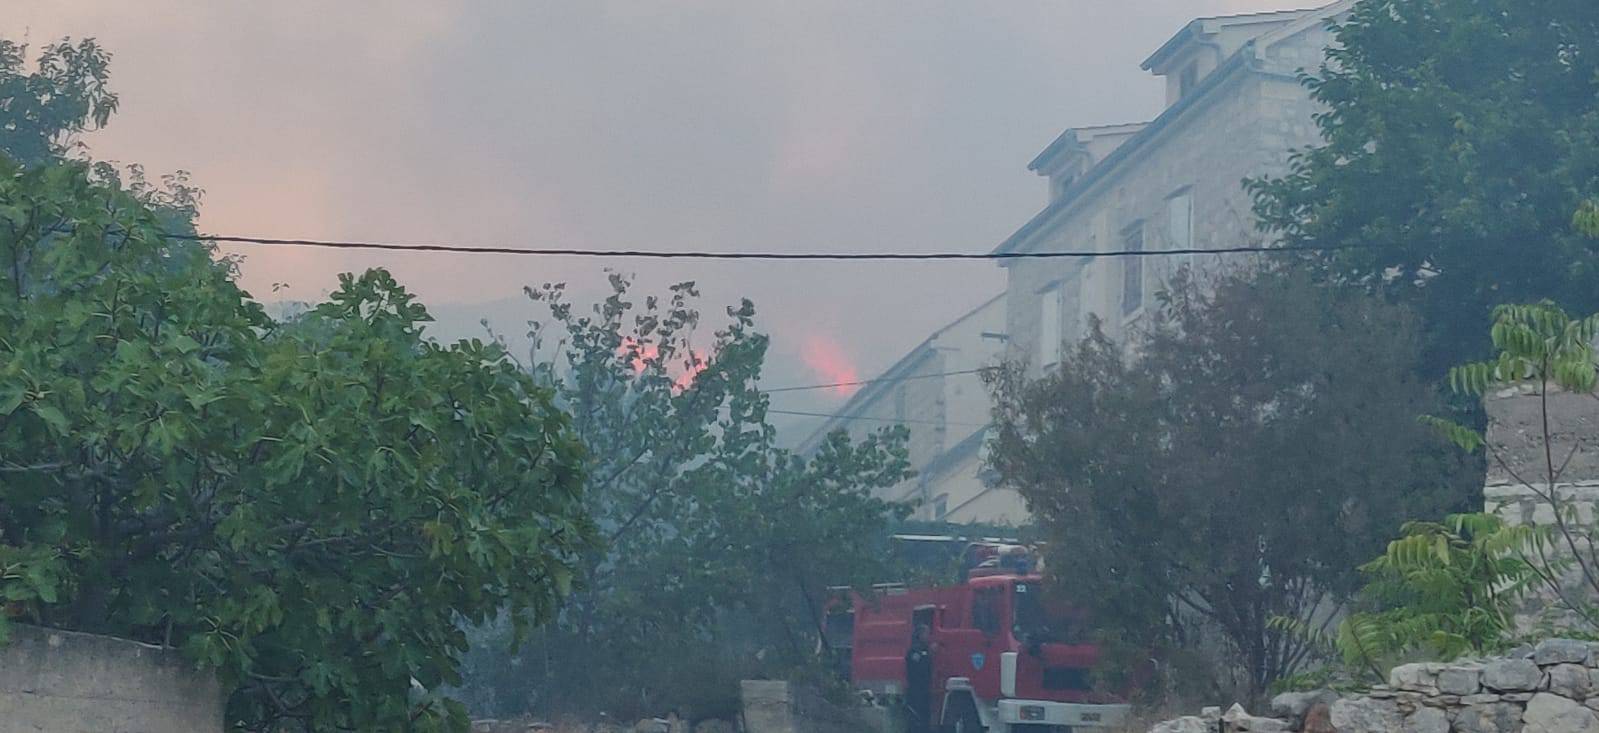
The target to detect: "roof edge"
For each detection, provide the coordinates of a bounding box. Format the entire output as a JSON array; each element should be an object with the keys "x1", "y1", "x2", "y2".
[{"x1": 993, "y1": 47, "x2": 1259, "y2": 257}]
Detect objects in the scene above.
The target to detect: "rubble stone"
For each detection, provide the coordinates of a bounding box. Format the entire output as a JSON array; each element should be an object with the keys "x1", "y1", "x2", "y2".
[
  {"x1": 1451, "y1": 702, "x2": 1523, "y2": 733},
  {"x1": 1524, "y1": 692, "x2": 1599, "y2": 733},
  {"x1": 1485, "y1": 659, "x2": 1544, "y2": 692},
  {"x1": 1330, "y1": 697, "x2": 1404, "y2": 733},
  {"x1": 1439, "y1": 665, "x2": 1483, "y2": 695},
  {"x1": 1535, "y1": 638, "x2": 1593, "y2": 666},
  {"x1": 1391, "y1": 662, "x2": 1443, "y2": 693},
  {"x1": 1403, "y1": 706, "x2": 1449, "y2": 733},
  {"x1": 1549, "y1": 663, "x2": 1593, "y2": 699}
]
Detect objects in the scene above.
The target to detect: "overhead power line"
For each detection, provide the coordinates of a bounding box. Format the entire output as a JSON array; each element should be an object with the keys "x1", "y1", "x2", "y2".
[
  {"x1": 761, "y1": 367, "x2": 991, "y2": 394},
  {"x1": 171, "y1": 232, "x2": 1365, "y2": 261},
  {"x1": 763, "y1": 407, "x2": 988, "y2": 428}
]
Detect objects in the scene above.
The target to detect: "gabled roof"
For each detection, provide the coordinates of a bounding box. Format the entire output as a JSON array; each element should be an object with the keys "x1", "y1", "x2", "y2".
[
  {"x1": 1142, "y1": 5, "x2": 1331, "y2": 72},
  {"x1": 797, "y1": 292, "x2": 1004, "y2": 454},
  {"x1": 995, "y1": 1, "x2": 1353, "y2": 257},
  {"x1": 1028, "y1": 122, "x2": 1149, "y2": 177}
]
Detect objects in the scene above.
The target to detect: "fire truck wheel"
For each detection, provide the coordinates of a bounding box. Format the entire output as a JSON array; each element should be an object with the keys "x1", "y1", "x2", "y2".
[{"x1": 943, "y1": 694, "x2": 984, "y2": 733}]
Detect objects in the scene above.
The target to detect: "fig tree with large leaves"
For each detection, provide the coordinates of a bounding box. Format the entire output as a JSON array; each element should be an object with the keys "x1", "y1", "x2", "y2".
[{"x1": 0, "y1": 155, "x2": 591, "y2": 731}]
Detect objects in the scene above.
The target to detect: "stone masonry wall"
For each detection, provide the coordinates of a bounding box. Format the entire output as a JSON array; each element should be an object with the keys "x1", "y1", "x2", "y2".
[
  {"x1": 1483, "y1": 384, "x2": 1599, "y2": 528},
  {"x1": 0, "y1": 623, "x2": 224, "y2": 733},
  {"x1": 1147, "y1": 639, "x2": 1599, "y2": 733},
  {"x1": 1482, "y1": 385, "x2": 1599, "y2": 630}
]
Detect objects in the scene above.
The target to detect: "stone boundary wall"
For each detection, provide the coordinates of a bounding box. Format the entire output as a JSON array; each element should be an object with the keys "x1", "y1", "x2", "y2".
[
  {"x1": 1146, "y1": 639, "x2": 1599, "y2": 733},
  {"x1": 0, "y1": 623, "x2": 223, "y2": 733}
]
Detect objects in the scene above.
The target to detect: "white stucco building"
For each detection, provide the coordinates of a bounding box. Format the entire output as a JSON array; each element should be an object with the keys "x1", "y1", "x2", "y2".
[
  {"x1": 802, "y1": 2, "x2": 1350, "y2": 527},
  {"x1": 999, "y1": 2, "x2": 1349, "y2": 370}
]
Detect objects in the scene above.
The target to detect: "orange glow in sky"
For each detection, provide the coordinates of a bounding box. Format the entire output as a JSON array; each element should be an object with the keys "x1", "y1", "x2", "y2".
[
  {"x1": 619, "y1": 337, "x2": 706, "y2": 392},
  {"x1": 800, "y1": 333, "x2": 859, "y2": 397}
]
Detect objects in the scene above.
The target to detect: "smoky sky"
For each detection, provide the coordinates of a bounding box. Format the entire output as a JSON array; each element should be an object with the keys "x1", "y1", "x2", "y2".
[{"x1": 14, "y1": 0, "x2": 1296, "y2": 435}]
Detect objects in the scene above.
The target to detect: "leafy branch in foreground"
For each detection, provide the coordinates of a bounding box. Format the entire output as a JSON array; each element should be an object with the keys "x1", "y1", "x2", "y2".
[
  {"x1": 1326, "y1": 514, "x2": 1540, "y2": 683},
  {"x1": 1424, "y1": 303, "x2": 1599, "y2": 631},
  {"x1": 1295, "y1": 302, "x2": 1599, "y2": 689},
  {"x1": 0, "y1": 156, "x2": 592, "y2": 732}
]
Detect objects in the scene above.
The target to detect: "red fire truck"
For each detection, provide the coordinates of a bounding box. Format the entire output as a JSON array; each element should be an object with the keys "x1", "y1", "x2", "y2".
[{"x1": 828, "y1": 539, "x2": 1131, "y2": 732}]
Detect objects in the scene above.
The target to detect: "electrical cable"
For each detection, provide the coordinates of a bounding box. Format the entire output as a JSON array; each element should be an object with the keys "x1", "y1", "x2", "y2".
[
  {"x1": 761, "y1": 368, "x2": 991, "y2": 394},
  {"x1": 170, "y1": 231, "x2": 1365, "y2": 261},
  {"x1": 762, "y1": 407, "x2": 988, "y2": 428}
]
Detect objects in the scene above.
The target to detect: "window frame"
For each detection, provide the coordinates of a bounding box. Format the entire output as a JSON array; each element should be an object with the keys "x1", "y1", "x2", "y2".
[
  {"x1": 1037, "y1": 281, "x2": 1063, "y2": 370},
  {"x1": 1120, "y1": 222, "x2": 1146, "y2": 318}
]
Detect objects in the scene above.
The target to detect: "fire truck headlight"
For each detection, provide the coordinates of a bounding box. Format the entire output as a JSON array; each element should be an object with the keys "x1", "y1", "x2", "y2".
[{"x1": 1019, "y1": 705, "x2": 1047, "y2": 721}]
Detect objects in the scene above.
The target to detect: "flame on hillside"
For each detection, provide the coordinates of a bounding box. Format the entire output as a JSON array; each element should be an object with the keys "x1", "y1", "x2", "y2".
[{"x1": 800, "y1": 334, "x2": 859, "y2": 397}]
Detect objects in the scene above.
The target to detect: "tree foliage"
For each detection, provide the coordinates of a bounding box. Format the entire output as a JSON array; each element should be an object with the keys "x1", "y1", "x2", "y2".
[
  {"x1": 1428, "y1": 303, "x2": 1599, "y2": 631},
  {"x1": 1329, "y1": 514, "x2": 1537, "y2": 681},
  {"x1": 0, "y1": 37, "x2": 118, "y2": 165},
  {"x1": 1308, "y1": 303, "x2": 1599, "y2": 685},
  {"x1": 986, "y1": 267, "x2": 1476, "y2": 699},
  {"x1": 459, "y1": 275, "x2": 911, "y2": 720},
  {"x1": 0, "y1": 157, "x2": 591, "y2": 731},
  {"x1": 1249, "y1": 0, "x2": 1599, "y2": 371}
]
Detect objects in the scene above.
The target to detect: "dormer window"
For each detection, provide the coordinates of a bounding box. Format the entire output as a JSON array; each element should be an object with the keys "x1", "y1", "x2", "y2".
[{"x1": 1179, "y1": 63, "x2": 1200, "y2": 98}]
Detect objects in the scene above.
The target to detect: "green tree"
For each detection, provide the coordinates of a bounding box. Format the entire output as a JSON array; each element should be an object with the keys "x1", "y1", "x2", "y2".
[
  {"x1": 1429, "y1": 302, "x2": 1599, "y2": 630},
  {"x1": 1249, "y1": 0, "x2": 1599, "y2": 372},
  {"x1": 1328, "y1": 514, "x2": 1536, "y2": 682},
  {"x1": 459, "y1": 275, "x2": 911, "y2": 720},
  {"x1": 0, "y1": 37, "x2": 118, "y2": 165},
  {"x1": 1312, "y1": 303, "x2": 1599, "y2": 684},
  {"x1": 986, "y1": 268, "x2": 1476, "y2": 700},
  {"x1": 0, "y1": 157, "x2": 591, "y2": 731}
]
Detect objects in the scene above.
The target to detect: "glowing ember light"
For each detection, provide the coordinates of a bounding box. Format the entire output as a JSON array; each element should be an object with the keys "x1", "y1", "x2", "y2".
[{"x1": 800, "y1": 334, "x2": 859, "y2": 396}]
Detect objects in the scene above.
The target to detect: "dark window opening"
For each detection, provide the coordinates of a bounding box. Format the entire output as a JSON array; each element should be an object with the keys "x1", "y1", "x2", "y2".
[
  {"x1": 1122, "y1": 224, "x2": 1145, "y2": 316},
  {"x1": 1179, "y1": 63, "x2": 1199, "y2": 97}
]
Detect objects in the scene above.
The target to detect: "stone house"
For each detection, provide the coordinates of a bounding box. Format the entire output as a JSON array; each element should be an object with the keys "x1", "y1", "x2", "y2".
[
  {"x1": 997, "y1": 2, "x2": 1350, "y2": 371},
  {"x1": 799, "y1": 2, "x2": 1351, "y2": 527},
  {"x1": 797, "y1": 294, "x2": 1022, "y2": 525}
]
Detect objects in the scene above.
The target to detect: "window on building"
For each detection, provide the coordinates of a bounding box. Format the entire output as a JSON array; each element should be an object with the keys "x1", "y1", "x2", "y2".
[
  {"x1": 893, "y1": 384, "x2": 908, "y2": 423},
  {"x1": 1179, "y1": 63, "x2": 1199, "y2": 98},
  {"x1": 1168, "y1": 190, "x2": 1193, "y2": 251},
  {"x1": 933, "y1": 493, "x2": 949, "y2": 520},
  {"x1": 1122, "y1": 224, "x2": 1145, "y2": 316},
  {"x1": 1038, "y1": 284, "x2": 1061, "y2": 369}
]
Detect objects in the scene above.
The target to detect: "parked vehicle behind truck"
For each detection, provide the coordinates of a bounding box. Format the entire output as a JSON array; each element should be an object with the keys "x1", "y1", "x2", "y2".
[{"x1": 828, "y1": 539, "x2": 1132, "y2": 732}]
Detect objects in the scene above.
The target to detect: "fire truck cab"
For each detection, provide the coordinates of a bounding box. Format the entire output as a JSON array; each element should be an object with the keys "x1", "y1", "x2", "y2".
[{"x1": 832, "y1": 542, "x2": 1131, "y2": 732}]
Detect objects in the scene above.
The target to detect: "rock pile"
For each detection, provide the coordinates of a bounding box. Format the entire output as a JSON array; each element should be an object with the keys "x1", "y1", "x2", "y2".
[{"x1": 1146, "y1": 639, "x2": 1599, "y2": 732}]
